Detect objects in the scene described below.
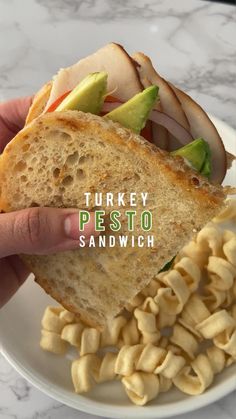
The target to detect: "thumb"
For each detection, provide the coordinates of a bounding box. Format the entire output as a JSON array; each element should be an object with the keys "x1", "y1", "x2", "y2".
[{"x1": 0, "y1": 207, "x2": 97, "y2": 257}]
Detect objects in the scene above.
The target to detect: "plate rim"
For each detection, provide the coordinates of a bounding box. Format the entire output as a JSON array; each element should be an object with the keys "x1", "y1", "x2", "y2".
[{"x1": 1, "y1": 344, "x2": 236, "y2": 419}]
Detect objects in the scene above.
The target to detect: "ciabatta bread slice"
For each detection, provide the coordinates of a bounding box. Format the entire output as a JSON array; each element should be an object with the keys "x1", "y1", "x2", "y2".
[{"x1": 0, "y1": 111, "x2": 225, "y2": 327}]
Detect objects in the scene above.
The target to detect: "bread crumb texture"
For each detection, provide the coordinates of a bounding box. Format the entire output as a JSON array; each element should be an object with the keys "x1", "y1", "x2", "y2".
[{"x1": 0, "y1": 111, "x2": 225, "y2": 327}]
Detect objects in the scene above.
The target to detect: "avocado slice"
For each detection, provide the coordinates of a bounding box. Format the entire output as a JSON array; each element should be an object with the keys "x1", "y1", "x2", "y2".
[
  {"x1": 105, "y1": 85, "x2": 159, "y2": 134},
  {"x1": 159, "y1": 139, "x2": 211, "y2": 273},
  {"x1": 200, "y1": 156, "x2": 211, "y2": 178},
  {"x1": 56, "y1": 72, "x2": 108, "y2": 114},
  {"x1": 171, "y1": 138, "x2": 211, "y2": 178}
]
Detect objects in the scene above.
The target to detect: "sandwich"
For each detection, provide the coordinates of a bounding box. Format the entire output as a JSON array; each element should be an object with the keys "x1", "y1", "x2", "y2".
[{"x1": 0, "y1": 43, "x2": 230, "y2": 328}]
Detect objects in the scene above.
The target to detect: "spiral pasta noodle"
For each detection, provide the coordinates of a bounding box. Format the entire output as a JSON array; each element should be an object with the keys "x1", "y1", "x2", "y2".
[
  {"x1": 72, "y1": 352, "x2": 118, "y2": 393},
  {"x1": 122, "y1": 373, "x2": 159, "y2": 406},
  {"x1": 71, "y1": 343, "x2": 184, "y2": 403},
  {"x1": 116, "y1": 344, "x2": 186, "y2": 378},
  {"x1": 179, "y1": 297, "x2": 236, "y2": 360},
  {"x1": 155, "y1": 257, "x2": 201, "y2": 316},
  {"x1": 203, "y1": 234, "x2": 236, "y2": 312},
  {"x1": 40, "y1": 306, "x2": 77, "y2": 354},
  {"x1": 196, "y1": 309, "x2": 235, "y2": 340},
  {"x1": 41, "y1": 306, "x2": 142, "y2": 356},
  {"x1": 213, "y1": 199, "x2": 236, "y2": 223},
  {"x1": 40, "y1": 329, "x2": 68, "y2": 355},
  {"x1": 40, "y1": 202, "x2": 236, "y2": 406},
  {"x1": 133, "y1": 257, "x2": 200, "y2": 343},
  {"x1": 173, "y1": 342, "x2": 234, "y2": 396},
  {"x1": 177, "y1": 224, "x2": 224, "y2": 269}
]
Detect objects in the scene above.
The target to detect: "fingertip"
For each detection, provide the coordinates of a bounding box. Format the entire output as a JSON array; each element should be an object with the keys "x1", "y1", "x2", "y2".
[{"x1": 64, "y1": 211, "x2": 100, "y2": 240}]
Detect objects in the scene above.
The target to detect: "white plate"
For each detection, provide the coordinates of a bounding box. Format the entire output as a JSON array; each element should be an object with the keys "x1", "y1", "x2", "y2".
[{"x1": 0, "y1": 116, "x2": 236, "y2": 419}]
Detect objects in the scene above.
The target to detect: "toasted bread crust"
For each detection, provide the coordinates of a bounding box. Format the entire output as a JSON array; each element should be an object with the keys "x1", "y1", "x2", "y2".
[
  {"x1": 0, "y1": 111, "x2": 225, "y2": 327},
  {"x1": 3, "y1": 110, "x2": 223, "y2": 208},
  {"x1": 26, "y1": 81, "x2": 52, "y2": 124},
  {"x1": 20, "y1": 248, "x2": 105, "y2": 328},
  {"x1": 32, "y1": 271, "x2": 102, "y2": 328}
]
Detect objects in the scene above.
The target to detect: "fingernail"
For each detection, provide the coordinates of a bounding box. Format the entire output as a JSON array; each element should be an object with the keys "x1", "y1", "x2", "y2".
[{"x1": 64, "y1": 212, "x2": 98, "y2": 240}]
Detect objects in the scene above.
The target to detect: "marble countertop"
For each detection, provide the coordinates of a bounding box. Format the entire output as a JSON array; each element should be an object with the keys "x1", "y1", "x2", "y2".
[{"x1": 0, "y1": 0, "x2": 236, "y2": 418}]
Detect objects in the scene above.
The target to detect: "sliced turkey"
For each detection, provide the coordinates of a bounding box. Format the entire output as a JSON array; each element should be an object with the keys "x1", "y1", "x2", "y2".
[
  {"x1": 46, "y1": 43, "x2": 143, "y2": 110},
  {"x1": 132, "y1": 52, "x2": 190, "y2": 131},
  {"x1": 168, "y1": 82, "x2": 227, "y2": 183}
]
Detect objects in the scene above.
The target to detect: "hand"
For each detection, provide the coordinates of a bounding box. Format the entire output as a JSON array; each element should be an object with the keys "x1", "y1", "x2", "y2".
[
  {"x1": 0, "y1": 97, "x2": 97, "y2": 308},
  {"x1": 0, "y1": 96, "x2": 33, "y2": 152}
]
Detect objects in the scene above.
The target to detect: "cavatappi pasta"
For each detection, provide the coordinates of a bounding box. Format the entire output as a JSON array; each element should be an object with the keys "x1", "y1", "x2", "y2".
[
  {"x1": 213, "y1": 199, "x2": 236, "y2": 223},
  {"x1": 40, "y1": 200, "x2": 236, "y2": 406}
]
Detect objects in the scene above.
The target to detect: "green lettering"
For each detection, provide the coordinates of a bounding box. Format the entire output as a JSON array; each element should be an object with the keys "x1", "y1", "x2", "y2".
[
  {"x1": 79, "y1": 210, "x2": 90, "y2": 231},
  {"x1": 95, "y1": 210, "x2": 105, "y2": 231},
  {"x1": 126, "y1": 210, "x2": 136, "y2": 231},
  {"x1": 141, "y1": 211, "x2": 152, "y2": 231},
  {"x1": 110, "y1": 210, "x2": 121, "y2": 231}
]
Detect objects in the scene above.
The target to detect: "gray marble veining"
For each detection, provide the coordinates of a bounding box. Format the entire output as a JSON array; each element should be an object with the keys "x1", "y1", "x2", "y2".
[
  {"x1": 0, "y1": 0, "x2": 235, "y2": 129},
  {"x1": 0, "y1": 0, "x2": 236, "y2": 418}
]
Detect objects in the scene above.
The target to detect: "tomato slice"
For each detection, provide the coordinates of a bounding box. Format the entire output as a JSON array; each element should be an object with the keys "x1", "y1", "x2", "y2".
[
  {"x1": 47, "y1": 92, "x2": 122, "y2": 113},
  {"x1": 104, "y1": 95, "x2": 122, "y2": 103},
  {"x1": 141, "y1": 120, "x2": 153, "y2": 143},
  {"x1": 47, "y1": 90, "x2": 72, "y2": 112}
]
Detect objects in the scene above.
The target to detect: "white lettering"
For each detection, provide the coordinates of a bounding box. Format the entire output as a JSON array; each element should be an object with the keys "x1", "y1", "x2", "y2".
[
  {"x1": 84, "y1": 192, "x2": 149, "y2": 208},
  {"x1": 95, "y1": 193, "x2": 102, "y2": 206},
  {"x1": 141, "y1": 192, "x2": 148, "y2": 207},
  {"x1": 106, "y1": 192, "x2": 113, "y2": 206},
  {"x1": 89, "y1": 235, "x2": 96, "y2": 247},
  {"x1": 130, "y1": 192, "x2": 137, "y2": 206},
  {"x1": 98, "y1": 235, "x2": 106, "y2": 247},
  {"x1": 109, "y1": 236, "x2": 116, "y2": 247},
  {"x1": 137, "y1": 235, "x2": 144, "y2": 247},
  {"x1": 84, "y1": 192, "x2": 91, "y2": 207},
  {"x1": 86, "y1": 234, "x2": 155, "y2": 248},
  {"x1": 117, "y1": 193, "x2": 125, "y2": 206},
  {"x1": 119, "y1": 235, "x2": 128, "y2": 247},
  {"x1": 147, "y1": 235, "x2": 154, "y2": 247},
  {"x1": 79, "y1": 235, "x2": 86, "y2": 247}
]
